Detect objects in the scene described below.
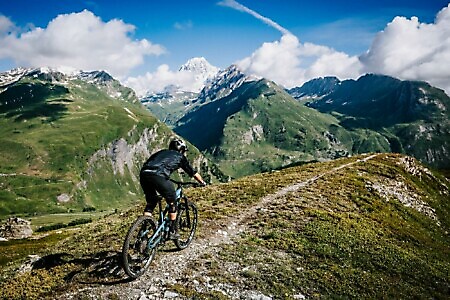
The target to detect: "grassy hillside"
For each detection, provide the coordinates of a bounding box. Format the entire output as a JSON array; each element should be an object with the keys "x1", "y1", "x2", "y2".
[
  {"x1": 0, "y1": 154, "x2": 448, "y2": 299},
  {"x1": 0, "y1": 75, "x2": 152, "y2": 216},
  {"x1": 0, "y1": 73, "x2": 224, "y2": 218}
]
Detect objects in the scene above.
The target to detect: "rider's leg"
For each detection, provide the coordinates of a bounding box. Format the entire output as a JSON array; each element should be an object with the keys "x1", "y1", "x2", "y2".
[
  {"x1": 153, "y1": 178, "x2": 177, "y2": 222},
  {"x1": 167, "y1": 202, "x2": 179, "y2": 239},
  {"x1": 139, "y1": 174, "x2": 159, "y2": 217},
  {"x1": 143, "y1": 175, "x2": 178, "y2": 236}
]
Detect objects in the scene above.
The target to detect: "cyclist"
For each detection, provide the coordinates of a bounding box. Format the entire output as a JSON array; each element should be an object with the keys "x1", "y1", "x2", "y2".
[{"x1": 139, "y1": 138, "x2": 206, "y2": 239}]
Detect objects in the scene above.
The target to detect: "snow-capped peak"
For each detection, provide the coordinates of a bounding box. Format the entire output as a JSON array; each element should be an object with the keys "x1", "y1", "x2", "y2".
[
  {"x1": 179, "y1": 57, "x2": 218, "y2": 73},
  {"x1": 0, "y1": 66, "x2": 117, "y2": 90},
  {"x1": 178, "y1": 57, "x2": 219, "y2": 83}
]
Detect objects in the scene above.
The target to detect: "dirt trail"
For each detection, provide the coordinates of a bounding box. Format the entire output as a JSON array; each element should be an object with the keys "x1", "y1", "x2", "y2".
[{"x1": 61, "y1": 154, "x2": 379, "y2": 299}]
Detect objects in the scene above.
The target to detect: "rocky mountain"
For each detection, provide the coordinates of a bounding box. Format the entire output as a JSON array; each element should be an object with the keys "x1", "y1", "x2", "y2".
[
  {"x1": 196, "y1": 64, "x2": 250, "y2": 104},
  {"x1": 173, "y1": 73, "x2": 449, "y2": 178},
  {"x1": 0, "y1": 68, "x2": 225, "y2": 217},
  {"x1": 140, "y1": 86, "x2": 199, "y2": 125},
  {"x1": 142, "y1": 63, "x2": 252, "y2": 127},
  {"x1": 290, "y1": 74, "x2": 450, "y2": 170},
  {"x1": 288, "y1": 76, "x2": 340, "y2": 99},
  {"x1": 1, "y1": 153, "x2": 449, "y2": 299}
]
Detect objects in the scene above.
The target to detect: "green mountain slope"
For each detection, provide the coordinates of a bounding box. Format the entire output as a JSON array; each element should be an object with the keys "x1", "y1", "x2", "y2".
[
  {"x1": 0, "y1": 70, "x2": 224, "y2": 217},
  {"x1": 1, "y1": 154, "x2": 448, "y2": 299},
  {"x1": 175, "y1": 79, "x2": 395, "y2": 177}
]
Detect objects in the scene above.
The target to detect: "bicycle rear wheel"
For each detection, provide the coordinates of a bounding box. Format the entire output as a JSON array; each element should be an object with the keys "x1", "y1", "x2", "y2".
[
  {"x1": 174, "y1": 201, "x2": 198, "y2": 250},
  {"x1": 122, "y1": 216, "x2": 157, "y2": 278}
]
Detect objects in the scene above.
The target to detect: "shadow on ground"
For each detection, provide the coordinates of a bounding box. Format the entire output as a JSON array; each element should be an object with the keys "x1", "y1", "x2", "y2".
[{"x1": 32, "y1": 251, "x2": 134, "y2": 285}]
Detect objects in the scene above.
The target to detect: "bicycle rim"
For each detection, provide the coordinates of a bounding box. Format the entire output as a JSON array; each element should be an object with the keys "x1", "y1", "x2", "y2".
[
  {"x1": 174, "y1": 202, "x2": 198, "y2": 250},
  {"x1": 122, "y1": 216, "x2": 157, "y2": 278}
]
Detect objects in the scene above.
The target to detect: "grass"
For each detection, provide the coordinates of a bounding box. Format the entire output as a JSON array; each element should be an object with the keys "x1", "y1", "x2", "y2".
[
  {"x1": 0, "y1": 154, "x2": 448, "y2": 299},
  {"x1": 0, "y1": 77, "x2": 151, "y2": 216},
  {"x1": 0, "y1": 232, "x2": 70, "y2": 268},
  {"x1": 176, "y1": 154, "x2": 450, "y2": 298}
]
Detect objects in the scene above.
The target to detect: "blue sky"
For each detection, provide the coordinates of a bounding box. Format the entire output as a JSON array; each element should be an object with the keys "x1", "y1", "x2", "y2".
[{"x1": 1, "y1": 0, "x2": 449, "y2": 95}]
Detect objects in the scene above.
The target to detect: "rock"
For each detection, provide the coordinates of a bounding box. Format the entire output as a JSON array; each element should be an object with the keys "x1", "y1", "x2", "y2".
[
  {"x1": 0, "y1": 217, "x2": 33, "y2": 239},
  {"x1": 242, "y1": 291, "x2": 272, "y2": 300},
  {"x1": 57, "y1": 193, "x2": 71, "y2": 203},
  {"x1": 163, "y1": 291, "x2": 179, "y2": 298},
  {"x1": 138, "y1": 292, "x2": 150, "y2": 300}
]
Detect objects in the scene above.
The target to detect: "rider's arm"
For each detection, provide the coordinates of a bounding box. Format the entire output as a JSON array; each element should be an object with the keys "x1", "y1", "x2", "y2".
[
  {"x1": 180, "y1": 154, "x2": 206, "y2": 185},
  {"x1": 193, "y1": 172, "x2": 207, "y2": 186}
]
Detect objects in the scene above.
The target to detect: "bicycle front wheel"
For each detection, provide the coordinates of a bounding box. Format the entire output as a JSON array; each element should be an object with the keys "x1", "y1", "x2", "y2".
[
  {"x1": 174, "y1": 201, "x2": 198, "y2": 250},
  {"x1": 122, "y1": 216, "x2": 157, "y2": 279}
]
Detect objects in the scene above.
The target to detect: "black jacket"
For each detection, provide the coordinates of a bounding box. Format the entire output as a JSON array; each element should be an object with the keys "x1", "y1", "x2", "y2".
[{"x1": 140, "y1": 149, "x2": 195, "y2": 179}]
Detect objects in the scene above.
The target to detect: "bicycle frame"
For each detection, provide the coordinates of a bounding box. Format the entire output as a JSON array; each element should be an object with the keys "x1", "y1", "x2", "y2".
[
  {"x1": 146, "y1": 182, "x2": 190, "y2": 250},
  {"x1": 146, "y1": 199, "x2": 170, "y2": 250}
]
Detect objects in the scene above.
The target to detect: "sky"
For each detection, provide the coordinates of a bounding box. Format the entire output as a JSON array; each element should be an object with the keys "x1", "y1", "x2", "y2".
[{"x1": 0, "y1": 0, "x2": 449, "y2": 96}]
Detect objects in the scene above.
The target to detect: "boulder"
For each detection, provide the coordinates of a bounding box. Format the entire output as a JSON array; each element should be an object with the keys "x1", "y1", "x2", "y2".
[{"x1": 0, "y1": 217, "x2": 33, "y2": 239}]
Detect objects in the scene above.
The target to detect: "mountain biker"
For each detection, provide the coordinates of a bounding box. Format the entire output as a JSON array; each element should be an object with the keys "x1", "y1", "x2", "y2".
[{"x1": 139, "y1": 138, "x2": 206, "y2": 239}]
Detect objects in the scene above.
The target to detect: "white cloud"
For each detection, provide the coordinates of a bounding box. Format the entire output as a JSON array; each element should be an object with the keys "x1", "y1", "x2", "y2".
[
  {"x1": 237, "y1": 34, "x2": 362, "y2": 88},
  {"x1": 0, "y1": 10, "x2": 165, "y2": 78},
  {"x1": 125, "y1": 65, "x2": 203, "y2": 97},
  {"x1": 361, "y1": 3, "x2": 450, "y2": 94}
]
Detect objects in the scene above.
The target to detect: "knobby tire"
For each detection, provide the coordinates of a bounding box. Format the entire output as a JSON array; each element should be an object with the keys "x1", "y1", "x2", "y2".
[
  {"x1": 122, "y1": 216, "x2": 157, "y2": 279},
  {"x1": 174, "y1": 201, "x2": 198, "y2": 250}
]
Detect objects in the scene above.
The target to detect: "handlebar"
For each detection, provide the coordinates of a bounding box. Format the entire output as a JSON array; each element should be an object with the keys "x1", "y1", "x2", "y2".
[{"x1": 169, "y1": 179, "x2": 204, "y2": 187}]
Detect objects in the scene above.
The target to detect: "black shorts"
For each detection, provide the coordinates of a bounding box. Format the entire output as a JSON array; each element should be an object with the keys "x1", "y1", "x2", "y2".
[{"x1": 139, "y1": 172, "x2": 176, "y2": 212}]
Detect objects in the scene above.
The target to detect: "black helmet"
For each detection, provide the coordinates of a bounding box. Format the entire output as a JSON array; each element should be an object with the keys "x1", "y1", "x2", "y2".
[{"x1": 169, "y1": 138, "x2": 187, "y2": 153}]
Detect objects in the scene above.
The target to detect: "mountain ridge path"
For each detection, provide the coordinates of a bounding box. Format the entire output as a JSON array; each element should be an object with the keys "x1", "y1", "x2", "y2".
[{"x1": 62, "y1": 154, "x2": 379, "y2": 299}]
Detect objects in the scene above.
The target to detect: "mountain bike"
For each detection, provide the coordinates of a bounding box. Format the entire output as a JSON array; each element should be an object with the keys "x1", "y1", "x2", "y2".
[{"x1": 122, "y1": 179, "x2": 199, "y2": 279}]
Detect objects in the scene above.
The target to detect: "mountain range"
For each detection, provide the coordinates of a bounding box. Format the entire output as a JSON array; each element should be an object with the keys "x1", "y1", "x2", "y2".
[
  {"x1": 296, "y1": 74, "x2": 450, "y2": 171},
  {"x1": 139, "y1": 59, "x2": 449, "y2": 178},
  {"x1": 1, "y1": 59, "x2": 448, "y2": 212},
  {"x1": 140, "y1": 57, "x2": 220, "y2": 125}
]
